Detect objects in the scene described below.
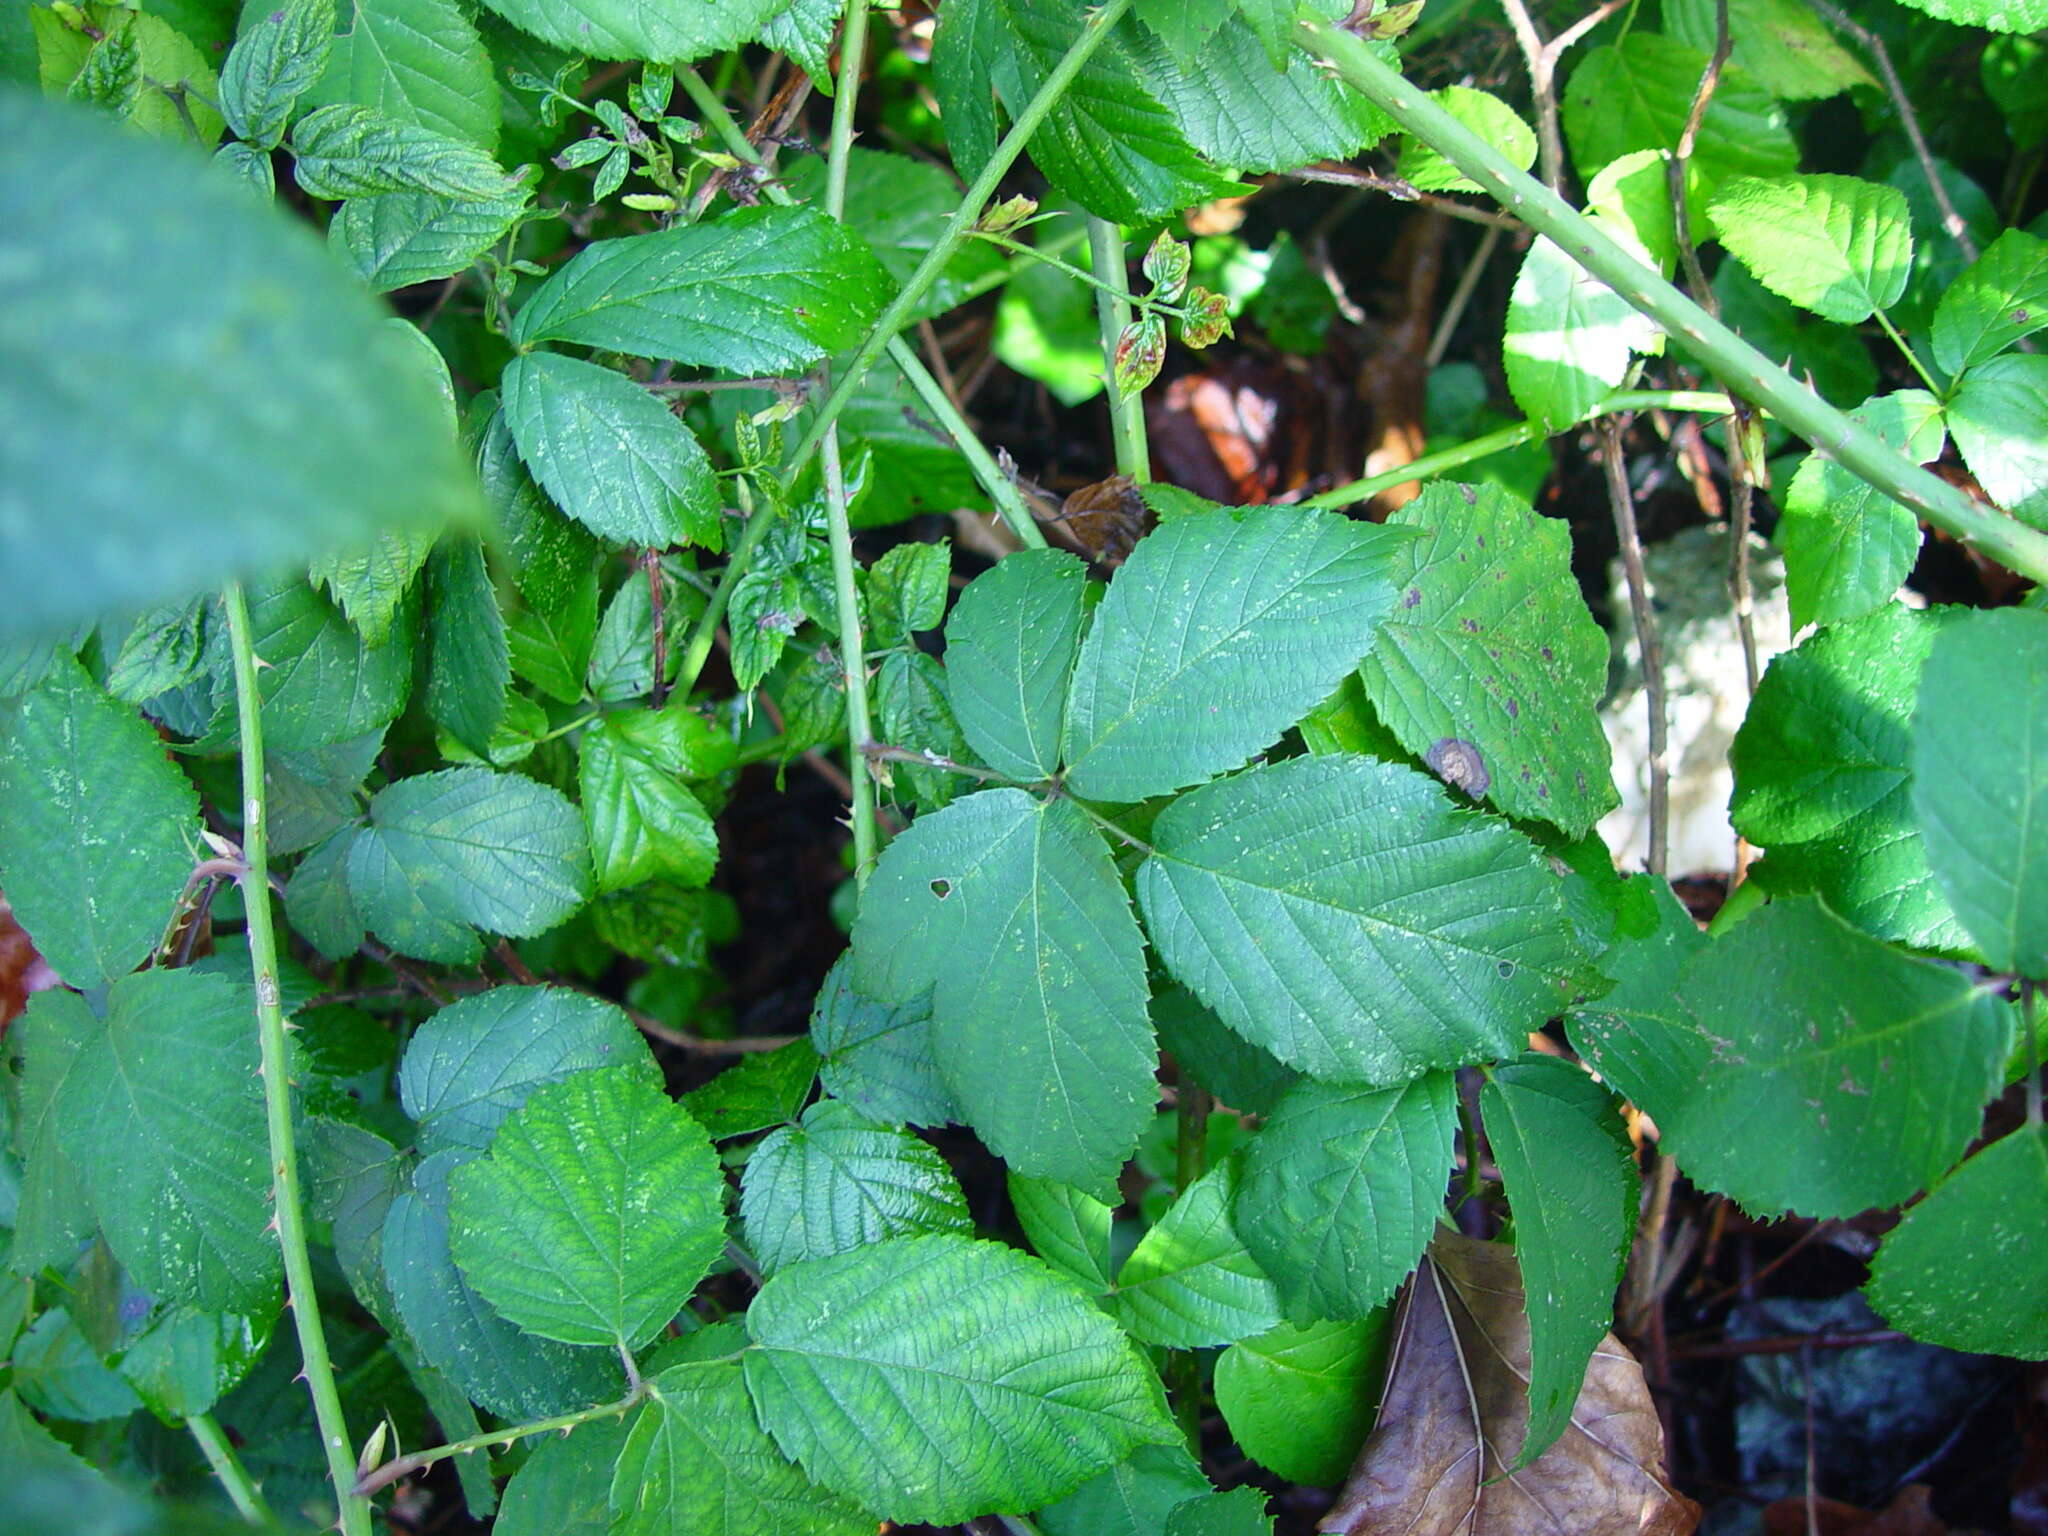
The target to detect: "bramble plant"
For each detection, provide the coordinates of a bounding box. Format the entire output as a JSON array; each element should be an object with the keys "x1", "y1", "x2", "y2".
[{"x1": 3, "y1": 0, "x2": 2047, "y2": 1532}]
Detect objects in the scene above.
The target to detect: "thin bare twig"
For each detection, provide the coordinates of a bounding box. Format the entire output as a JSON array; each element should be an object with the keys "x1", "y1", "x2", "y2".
[
  {"x1": 1285, "y1": 165, "x2": 1526, "y2": 230},
  {"x1": 1496, "y1": 0, "x2": 1632, "y2": 193},
  {"x1": 1426, "y1": 224, "x2": 1502, "y2": 367},
  {"x1": 1601, "y1": 419, "x2": 1670, "y2": 877}
]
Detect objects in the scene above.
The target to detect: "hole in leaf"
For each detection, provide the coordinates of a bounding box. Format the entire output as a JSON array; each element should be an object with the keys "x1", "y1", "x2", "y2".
[
  {"x1": 929, "y1": 878, "x2": 952, "y2": 899},
  {"x1": 1496, "y1": 960, "x2": 1515, "y2": 979}
]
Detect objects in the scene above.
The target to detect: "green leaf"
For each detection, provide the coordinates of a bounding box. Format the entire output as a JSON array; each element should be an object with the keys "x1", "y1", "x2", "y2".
[
  {"x1": 1480, "y1": 1056, "x2": 1637, "y2": 1467},
  {"x1": 1139, "y1": 754, "x2": 1588, "y2": 1083},
  {"x1": 1166, "y1": 1487, "x2": 1273, "y2": 1536},
  {"x1": 201, "y1": 576, "x2": 414, "y2": 752},
  {"x1": 425, "y1": 536, "x2": 511, "y2": 756},
  {"x1": 1398, "y1": 87, "x2": 1534, "y2": 193},
  {"x1": 1063, "y1": 507, "x2": 1405, "y2": 802},
  {"x1": 786, "y1": 149, "x2": 1005, "y2": 325},
  {"x1": 761, "y1": 0, "x2": 840, "y2": 84},
  {"x1": 1134, "y1": 18, "x2": 1391, "y2": 176},
  {"x1": 115, "y1": 1305, "x2": 271, "y2": 1422},
  {"x1": 611, "y1": 1340, "x2": 874, "y2": 1536},
  {"x1": 1706, "y1": 174, "x2": 1913, "y2": 325},
  {"x1": 218, "y1": 0, "x2": 336, "y2": 149},
  {"x1": 744, "y1": 1232, "x2": 1176, "y2": 1523},
  {"x1": 1933, "y1": 228, "x2": 2048, "y2": 374},
  {"x1": 513, "y1": 206, "x2": 891, "y2": 375},
  {"x1": 330, "y1": 189, "x2": 529, "y2": 293},
  {"x1": 473, "y1": 0, "x2": 783, "y2": 62},
  {"x1": 851, "y1": 789, "x2": 1153, "y2": 1190},
  {"x1": 105, "y1": 597, "x2": 207, "y2": 705},
  {"x1": 1039, "y1": 1442, "x2": 1212, "y2": 1536},
  {"x1": 1, "y1": 92, "x2": 476, "y2": 639},
  {"x1": 291, "y1": 102, "x2": 518, "y2": 201},
  {"x1": 1504, "y1": 230, "x2": 1665, "y2": 428},
  {"x1": 944, "y1": 548, "x2": 1091, "y2": 781},
  {"x1": 1152, "y1": 986, "x2": 1300, "y2": 1118},
  {"x1": 741, "y1": 1100, "x2": 972, "y2": 1276},
  {"x1": 304, "y1": 0, "x2": 501, "y2": 152},
  {"x1": 312, "y1": 524, "x2": 437, "y2": 646},
  {"x1": 1779, "y1": 392, "x2": 1941, "y2": 630},
  {"x1": 1947, "y1": 353, "x2": 2048, "y2": 529},
  {"x1": 57, "y1": 969, "x2": 279, "y2": 1312},
  {"x1": 0, "y1": 656, "x2": 198, "y2": 986},
  {"x1": 348, "y1": 766, "x2": 592, "y2": 961},
  {"x1": 875, "y1": 651, "x2": 971, "y2": 811},
  {"x1": 496, "y1": 1413, "x2": 630, "y2": 1536},
  {"x1": 1214, "y1": 1316, "x2": 1389, "y2": 1486},
  {"x1": 1361, "y1": 482, "x2": 1619, "y2": 834},
  {"x1": 1664, "y1": 0, "x2": 1872, "y2": 100},
  {"x1": 399, "y1": 985, "x2": 656, "y2": 1156},
  {"x1": 1866, "y1": 1123, "x2": 2048, "y2": 1360},
  {"x1": 679, "y1": 1040, "x2": 821, "y2": 1141},
  {"x1": 448, "y1": 1067, "x2": 726, "y2": 1348},
  {"x1": 13, "y1": 1310, "x2": 140, "y2": 1422},
  {"x1": 1562, "y1": 35, "x2": 1797, "y2": 194},
  {"x1": 11, "y1": 990, "x2": 97, "y2": 1272},
  {"x1": 1008, "y1": 1174, "x2": 1116, "y2": 1291},
  {"x1": 586, "y1": 572, "x2": 661, "y2": 703},
  {"x1": 381, "y1": 1160, "x2": 620, "y2": 1418},
  {"x1": 810, "y1": 954, "x2": 956, "y2": 1128},
  {"x1": 931, "y1": 0, "x2": 1243, "y2": 224},
  {"x1": 1236, "y1": 1074, "x2": 1456, "y2": 1320},
  {"x1": 867, "y1": 540, "x2": 952, "y2": 649},
  {"x1": 502, "y1": 350, "x2": 722, "y2": 551},
  {"x1": 1731, "y1": 604, "x2": 1971, "y2": 951},
  {"x1": 579, "y1": 726, "x2": 720, "y2": 894},
  {"x1": 1715, "y1": 257, "x2": 1877, "y2": 408},
  {"x1": 1570, "y1": 897, "x2": 2011, "y2": 1218},
  {"x1": 1888, "y1": 0, "x2": 2047, "y2": 32},
  {"x1": 1113, "y1": 1156, "x2": 1282, "y2": 1348},
  {"x1": 1912, "y1": 608, "x2": 2048, "y2": 976}
]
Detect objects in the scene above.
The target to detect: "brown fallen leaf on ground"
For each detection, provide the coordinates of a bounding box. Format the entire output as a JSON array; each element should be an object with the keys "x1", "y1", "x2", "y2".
[
  {"x1": 1761, "y1": 1484, "x2": 1975, "y2": 1536},
  {"x1": 1320, "y1": 1231, "x2": 1701, "y2": 1536}
]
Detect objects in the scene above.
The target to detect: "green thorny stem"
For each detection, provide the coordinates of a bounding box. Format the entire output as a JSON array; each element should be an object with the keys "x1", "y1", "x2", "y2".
[
  {"x1": 353, "y1": 1382, "x2": 651, "y2": 1498},
  {"x1": 187, "y1": 1411, "x2": 272, "y2": 1526},
  {"x1": 822, "y1": 2, "x2": 880, "y2": 886},
  {"x1": 222, "y1": 583, "x2": 370, "y2": 1536},
  {"x1": 1089, "y1": 216, "x2": 1151, "y2": 479},
  {"x1": 1303, "y1": 18, "x2": 2048, "y2": 587}
]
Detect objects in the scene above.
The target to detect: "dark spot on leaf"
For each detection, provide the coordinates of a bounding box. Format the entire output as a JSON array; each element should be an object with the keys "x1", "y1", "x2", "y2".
[
  {"x1": 1496, "y1": 960, "x2": 1515, "y2": 979},
  {"x1": 1476, "y1": 535, "x2": 1486, "y2": 547},
  {"x1": 1540, "y1": 645, "x2": 1554, "y2": 661},
  {"x1": 2016, "y1": 309, "x2": 2031, "y2": 324},
  {"x1": 1461, "y1": 618, "x2": 1480, "y2": 633},
  {"x1": 1507, "y1": 698, "x2": 1518, "y2": 718},
  {"x1": 1575, "y1": 771, "x2": 1588, "y2": 793},
  {"x1": 1459, "y1": 485, "x2": 1477, "y2": 504},
  {"x1": 1538, "y1": 783, "x2": 1550, "y2": 798},
  {"x1": 1425, "y1": 737, "x2": 1490, "y2": 798},
  {"x1": 1404, "y1": 587, "x2": 1422, "y2": 608},
  {"x1": 930, "y1": 878, "x2": 952, "y2": 899},
  {"x1": 1488, "y1": 649, "x2": 1500, "y2": 659}
]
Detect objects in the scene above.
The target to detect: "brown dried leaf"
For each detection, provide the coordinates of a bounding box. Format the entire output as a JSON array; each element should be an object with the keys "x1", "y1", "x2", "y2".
[
  {"x1": 1320, "y1": 1231, "x2": 1700, "y2": 1536},
  {"x1": 1761, "y1": 1484, "x2": 1965, "y2": 1536}
]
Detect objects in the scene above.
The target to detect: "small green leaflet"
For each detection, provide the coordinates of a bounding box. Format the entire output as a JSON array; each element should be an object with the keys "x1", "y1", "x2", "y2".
[
  {"x1": 0, "y1": 655, "x2": 198, "y2": 986},
  {"x1": 201, "y1": 576, "x2": 414, "y2": 753},
  {"x1": 578, "y1": 722, "x2": 720, "y2": 894},
  {"x1": 1009, "y1": 1174, "x2": 1116, "y2": 1292},
  {"x1": 743, "y1": 1232, "x2": 1177, "y2": 1524},
  {"x1": 1038, "y1": 1441, "x2": 1212, "y2": 1536},
  {"x1": 217, "y1": 0, "x2": 336, "y2": 149},
  {"x1": 312, "y1": 523, "x2": 437, "y2": 646},
  {"x1": 330, "y1": 190, "x2": 529, "y2": 293},
  {"x1": 1213, "y1": 1316, "x2": 1388, "y2": 1486},
  {"x1": 1946, "y1": 354, "x2": 2048, "y2": 529},
  {"x1": 1779, "y1": 392, "x2": 1941, "y2": 629},
  {"x1": 54, "y1": 969, "x2": 280, "y2": 1313},
  {"x1": 1866, "y1": 1124, "x2": 2048, "y2": 1360},
  {"x1": 11, "y1": 991, "x2": 96, "y2": 1273},
  {"x1": 473, "y1": 0, "x2": 785, "y2": 62},
  {"x1": 105, "y1": 597, "x2": 207, "y2": 705},
  {"x1": 496, "y1": 1415, "x2": 629, "y2": 1536},
  {"x1": 1888, "y1": 0, "x2": 2047, "y2": 34},
  {"x1": 1138, "y1": 754, "x2": 1588, "y2": 1084},
  {"x1": 290, "y1": 103, "x2": 520, "y2": 201},
  {"x1": 301, "y1": 0, "x2": 501, "y2": 152},
  {"x1": 810, "y1": 953, "x2": 957, "y2": 1128},
  {"x1": 1706, "y1": 174, "x2": 1914, "y2": 325},
  {"x1": 1113, "y1": 1156, "x2": 1283, "y2": 1348},
  {"x1": 1932, "y1": 228, "x2": 2048, "y2": 374},
  {"x1": 502, "y1": 351, "x2": 723, "y2": 551},
  {"x1": 1571, "y1": 897, "x2": 2011, "y2": 1218},
  {"x1": 876, "y1": 652, "x2": 970, "y2": 811},
  {"x1": 611, "y1": 1336, "x2": 873, "y2": 1536},
  {"x1": 1235, "y1": 1074, "x2": 1456, "y2": 1321},
  {"x1": 1664, "y1": 0, "x2": 1872, "y2": 101},
  {"x1": 1063, "y1": 506, "x2": 1406, "y2": 802},
  {"x1": 866, "y1": 538, "x2": 952, "y2": 648},
  {"x1": 1398, "y1": 87, "x2": 1534, "y2": 194},
  {"x1": 398, "y1": 985, "x2": 657, "y2": 1155},
  {"x1": 513, "y1": 206, "x2": 891, "y2": 375},
  {"x1": 1731, "y1": 604, "x2": 1970, "y2": 951},
  {"x1": 944, "y1": 548, "x2": 1091, "y2": 781},
  {"x1": 1360, "y1": 482, "x2": 1618, "y2": 835},
  {"x1": 1480, "y1": 1056, "x2": 1637, "y2": 1467},
  {"x1": 347, "y1": 766, "x2": 593, "y2": 963},
  {"x1": 680, "y1": 1038, "x2": 820, "y2": 1141},
  {"x1": 1504, "y1": 231, "x2": 1664, "y2": 429},
  {"x1": 851, "y1": 789, "x2": 1153, "y2": 1191},
  {"x1": 1912, "y1": 608, "x2": 2048, "y2": 976},
  {"x1": 448, "y1": 1067, "x2": 726, "y2": 1349},
  {"x1": 740, "y1": 1099, "x2": 972, "y2": 1275},
  {"x1": 425, "y1": 536, "x2": 510, "y2": 755},
  {"x1": 1561, "y1": 34, "x2": 1797, "y2": 195}
]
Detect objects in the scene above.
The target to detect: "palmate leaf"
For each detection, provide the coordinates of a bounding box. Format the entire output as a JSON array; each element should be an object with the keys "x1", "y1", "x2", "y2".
[
  {"x1": 1138, "y1": 754, "x2": 1589, "y2": 1084},
  {"x1": 1912, "y1": 608, "x2": 2048, "y2": 976},
  {"x1": 1480, "y1": 1057, "x2": 1638, "y2": 1467},
  {"x1": 743, "y1": 1232, "x2": 1177, "y2": 1524},
  {"x1": 740, "y1": 1099, "x2": 972, "y2": 1276},
  {"x1": 1360, "y1": 482, "x2": 1617, "y2": 835},
  {"x1": 513, "y1": 205, "x2": 891, "y2": 374},
  {"x1": 1, "y1": 93, "x2": 476, "y2": 639},
  {"x1": 944, "y1": 548, "x2": 1092, "y2": 781},
  {"x1": 1063, "y1": 507, "x2": 1406, "y2": 802},
  {"x1": 1235, "y1": 1074, "x2": 1457, "y2": 1321},
  {"x1": 1571, "y1": 895, "x2": 2011, "y2": 1218},
  {"x1": 1112, "y1": 1156, "x2": 1283, "y2": 1348},
  {"x1": 0, "y1": 655, "x2": 199, "y2": 986},
  {"x1": 55, "y1": 969, "x2": 279, "y2": 1313},
  {"x1": 447, "y1": 1067, "x2": 726, "y2": 1349},
  {"x1": 851, "y1": 788, "x2": 1153, "y2": 1191}
]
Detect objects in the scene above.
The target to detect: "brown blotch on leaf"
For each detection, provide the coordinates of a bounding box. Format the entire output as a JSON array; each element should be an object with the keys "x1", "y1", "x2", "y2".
[{"x1": 1425, "y1": 737, "x2": 1491, "y2": 798}]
